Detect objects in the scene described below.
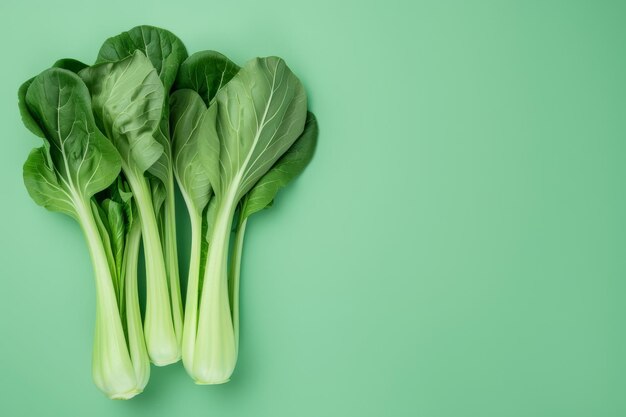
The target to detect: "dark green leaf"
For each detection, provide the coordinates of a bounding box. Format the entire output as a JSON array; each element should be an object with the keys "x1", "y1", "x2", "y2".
[
  {"x1": 91, "y1": 199, "x2": 119, "y2": 290},
  {"x1": 24, "y1": 68, "x2": 121, "y2": 203},
  {"x1": 53, "y1": 58, "x2": 88, "y2": 73},
  {"x1": 96, "y1": 25, "x2": 187, "y2": 91},
  {"x1": 19, "y1": 59, "x2": 89, "y2": 139},
  {"x1": 174, "y1": 51, "x2": 239, "y2": 106}
]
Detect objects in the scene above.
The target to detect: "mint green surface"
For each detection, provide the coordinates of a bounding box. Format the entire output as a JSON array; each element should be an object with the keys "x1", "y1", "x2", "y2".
[{"x1": 1, "y1": 1, "x2": 624, "y2": 416}]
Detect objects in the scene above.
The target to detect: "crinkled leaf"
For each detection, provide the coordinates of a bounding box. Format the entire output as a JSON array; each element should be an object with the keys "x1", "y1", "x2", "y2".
[
  {"x1": 146, "y1": 100, "x2": 172, "y2": 185},
  {"x1": 170, "y1": 89, "x2": 219, "y2": 215},
  {"x1": 241, "y1": 112, "x2": 318, "y2": 220},
  {"x1": 80, "y1": 51, "x2": 164, "y2": 176},
  {"x1": 95, "y1": 26, "x2": 187, "y2": 188},
  {"x1": 212, "y1": 57, "x2": 307, "y2": 201},
  {"x1": 174, "y1": 51, "x2": 239, "y2": 106},
  {"x1": 96, "y1": 25, "x2": 187, "y2": 91},
  {"x1": 147, "y1": 127, "x2": 170, "y2": 183}
]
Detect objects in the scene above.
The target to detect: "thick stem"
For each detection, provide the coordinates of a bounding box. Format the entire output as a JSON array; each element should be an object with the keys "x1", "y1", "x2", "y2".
[
  {"x1": 181, "y1": 212, "x2": 203, "y2": 375},
  {"x1": 192, "y1": 197, "x2": 237, "y2": 384},
  {"x1": 124, "y1": 221, "x2": 150, "y2": 390},
  {"x1": 229, "y1": 218, "x2": 247, "y2": 354},
  {"x1": 163, "y1": 173, "x2": 183, "y2": 346},
  {"x1": 127, "y1": 173, "x2": 180, "y2": 365},
  {"x1": 76, "y1": 201, "x2": 139, "y2": 400}
]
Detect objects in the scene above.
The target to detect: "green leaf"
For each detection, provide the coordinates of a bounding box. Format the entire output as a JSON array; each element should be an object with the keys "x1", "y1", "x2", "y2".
[
  {"x1": 91, "y1": 199, "x2": 119, "y2": 291},
  {"x1": 94, "y1": 176, "x2": 135, "y2": 273},
  {"x1": 23, "y1": 147, "x2": 75, "y2": 217},
  {"x1": 174, "y1": 51, "x2": 240, "y2": 106},
  {"x1": 93, "y1": 175, "x2": 138, "y2": 324},
  {"x1": 20, "y1": 66, "x2": 148, "y2": 397},
  {"x1": 80, "y1": 51, "x2": 164, "y2": 176},
  {"x1": 170, "y1": 89, "x2": 219, "y2": 215},
  {"x1": 24, "y1": 68, "x2": 122, "y2": 203},
  {"x1": 18, "y1": 79, "x2": 45, "y2": 138},
  {"x1": 184, "y1": 57, "x2": 308, "y2": 384},
  {"x1": 146, "y1": 103, "x2": 172, "y2": 185},
  {"x1": 97, "y1": 29, "x2": 186, "y2": 330},
  {"x1": 102, "y1": 199, "x2": 126, "y2": 283},
  {"x1": 99, "y1": 176, "x2": 135, "y2": 228},
  {"x1": 96, "y1": 25, "x2": 187, "y2": 91},
  {"x1": 149, "y1": 175, "x2": 167, "y2": 221},
  {"x1": 95, "y1": 25, "x2": 187, "y2": 187},
  {"x1": 84, "y1": 50, "x2": 181, "y2": 364},
  {"x1": 212, "y1": 56, "x2": 308, "y2": 200},
  {"x1": 18, "y1": 59, "x2": 89, "y2": 139},
  {"x1": 241, "y1": 111, "x2": 318, "y2": 220},
  {"x1": 53, "y1": 58, "x2": 88, "y2": 73}
]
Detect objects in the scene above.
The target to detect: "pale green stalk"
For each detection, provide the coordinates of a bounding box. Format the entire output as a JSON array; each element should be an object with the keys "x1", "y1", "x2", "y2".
[
  {"x1": 229, "y1": 218, "x2": 247, "y2": 353},
  {"x1": 192, "y1": 196, "x2": 237, "y2": 384},
  {"x1": 126, "y1": 172, "x2": 180, "y2": 365},
  {"x1": 163, "y1": 172, "x2": 183, "y2": 346},
  {"x1": 180, "y1": 202, "x2": 203, "y2": 374},
  {"x1": 123, "y1": 220, "x2": 150, "y2": 390},
  {"x1": 77, "y1": 201, "x2": 140, "y2": 400}
]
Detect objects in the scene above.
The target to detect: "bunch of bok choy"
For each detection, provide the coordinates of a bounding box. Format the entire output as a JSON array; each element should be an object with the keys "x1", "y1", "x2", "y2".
[{"x1": 18, "y1": 24, "x2": 317, "y2": 399}]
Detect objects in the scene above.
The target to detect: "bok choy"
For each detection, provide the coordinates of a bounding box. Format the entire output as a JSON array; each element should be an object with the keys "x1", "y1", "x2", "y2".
[
  {"x1": 20, "y1": 68, "x2": 149, "y2": 399},
  {"x1": 18, "y1": 24, "x2": 318, "y2": 397},
  {"x1": 171, "y1": 53, "x2": 317, "y2": 384}
]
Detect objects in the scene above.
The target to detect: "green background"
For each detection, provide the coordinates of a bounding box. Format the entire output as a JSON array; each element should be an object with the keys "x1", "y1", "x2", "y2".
[{"x1": 1, "y1": 0, "x2": 624, "y2": 416}]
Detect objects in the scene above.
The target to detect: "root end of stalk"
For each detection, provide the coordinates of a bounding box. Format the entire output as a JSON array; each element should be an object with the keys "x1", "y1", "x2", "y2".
[
  {"x1": 109, "y1": 388, "x2": 143, "y2": 400},
  {"x1": 193, "y1": 378, "x2": 231, "y2": 385}
]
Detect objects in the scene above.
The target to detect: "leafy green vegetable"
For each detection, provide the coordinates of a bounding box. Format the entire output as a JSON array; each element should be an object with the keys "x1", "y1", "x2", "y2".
[
  {"x1": 95, "y1": 26, "x2": 188, "y2": 348},
  {"x1": 80, "y1": 51, "x2": 180, "y2": 365},
  {"x1": 92, "y1": 178, "x2": 150, "y2": 397},
  {"x1": 172, "y1": 55, "x2": 310, "y2": 384},
  {"x1": 170, "y1": 50, "x2": 241, "y2": 375},
  {"x1": 19, "y1": 25, "x2": 318, "y2": 395},
  {"x1": 21, "y1": 68, "x2": 149, "y2": 399},
  {"x1": 170, "y1": 89, "x2": 217, "y2": 374}
]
